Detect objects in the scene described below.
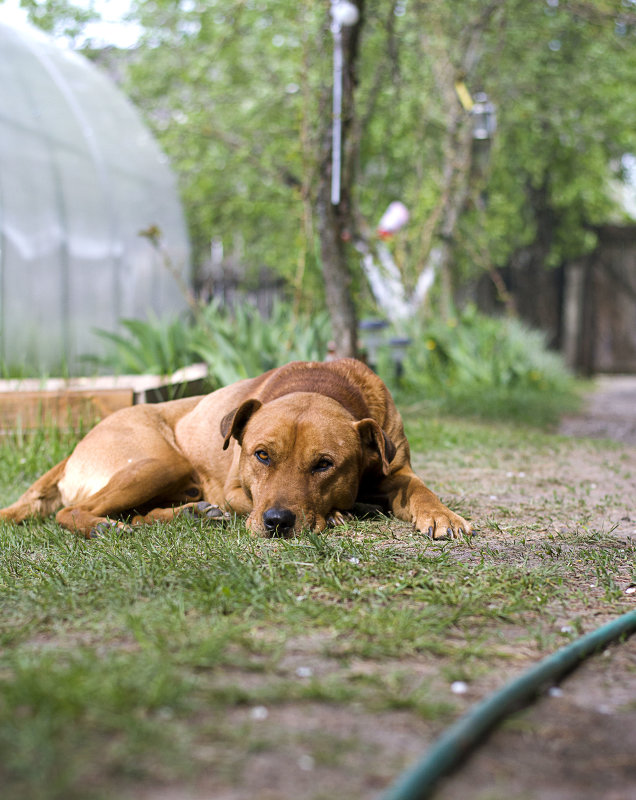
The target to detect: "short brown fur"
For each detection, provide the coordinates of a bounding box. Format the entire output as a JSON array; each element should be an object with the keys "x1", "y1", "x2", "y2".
[{"x1": 0, "y1": 359, "x2": 471, "y2": 539}]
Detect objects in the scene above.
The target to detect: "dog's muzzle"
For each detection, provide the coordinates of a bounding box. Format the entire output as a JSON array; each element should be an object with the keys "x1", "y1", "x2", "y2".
[{"x1": 262, "y1": 506, "x2": 296, "y2": 536}]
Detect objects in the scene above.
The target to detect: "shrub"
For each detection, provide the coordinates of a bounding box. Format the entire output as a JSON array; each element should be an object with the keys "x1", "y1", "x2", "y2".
[
  {"x1": 376, "y1": 306, "x2": 580, "y2": 425},
  {"x1": 92, "y1": 300, "x2": 332, "y2": 387},
  {"x1": 84, "y1": 302, "x2": 577, "y2": 426},
  {"x1": 91, "y1": 314, "x2": 198, "y2": 375}
]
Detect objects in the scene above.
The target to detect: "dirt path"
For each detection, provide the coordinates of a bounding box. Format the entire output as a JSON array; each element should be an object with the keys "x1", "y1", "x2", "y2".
[
  {"x1": 433, "y1": 377, "x2": 636, "y2": 800},
  {"x1": 560, "y1": 375, "x2": 636, "y2": 445},
  {"x1": 435, "y1": 634, "x2": 636, "y2": 800}
]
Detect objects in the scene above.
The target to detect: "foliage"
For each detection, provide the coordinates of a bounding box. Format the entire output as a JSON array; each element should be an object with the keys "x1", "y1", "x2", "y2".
[
  {"x1": 375, "y1": 307, "x2": 580, "y2": 425},
  {"x1": 191, "y1": 299, "x2": 331, "y2": 386},
  {"x1": 90, "y1": 314, "x2": 198, "y2": 376},
  {"x1": 467, "y1": 0, "x2": 636, "y2": 271},
  {"x1": 89, "y1": 300, "x2": 576, "y2": 427},
  {"x1": 120, "y1": 0, "x2": 324, "y2": 292},
  {"x1": 11, "y1": 0, "x2": 636, "y2": 297},
  {"x1": 16, "y1": 0, "x2": 98, "y2": 42},
  {"x1": 7, "y1": 0, "x2": 636, "y2": 376},
  {"x1": 91, "y1": 300, "x2": 332, "y2": 386},
  {"x1": 112, "y1": 1, "x2": 636, "y2": 283}
]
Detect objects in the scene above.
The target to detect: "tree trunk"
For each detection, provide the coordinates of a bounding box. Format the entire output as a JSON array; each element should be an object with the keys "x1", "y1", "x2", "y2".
[
  {"x1": 315, "y1": 1, "x2": 364, "y2": 359},
  {"x1": 316, "y1": 188, "x2": 358, "y2": 357}
]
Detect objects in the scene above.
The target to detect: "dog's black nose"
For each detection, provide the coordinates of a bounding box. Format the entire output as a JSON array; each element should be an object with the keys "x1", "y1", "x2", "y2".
[{"x1": 262, "y1": 507, "x2": 296, "y2": 535}]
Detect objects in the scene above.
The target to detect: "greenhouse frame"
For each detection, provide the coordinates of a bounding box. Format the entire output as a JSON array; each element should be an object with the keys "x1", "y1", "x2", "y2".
[{"x1": 0, "y1": 21, "x2": 190, "y2": 375}]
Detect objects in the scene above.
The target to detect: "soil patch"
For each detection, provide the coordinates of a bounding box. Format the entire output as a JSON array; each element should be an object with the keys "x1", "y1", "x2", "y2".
[
  {"x1": 560, "y1": 375, "x2": 636, "y2": 445},
  {"x1": 428, "y1": 376, "x2": 636, "y2": 800},
  {"x1": 435, "y1": 638, "x2": 636, "y2": 800}
]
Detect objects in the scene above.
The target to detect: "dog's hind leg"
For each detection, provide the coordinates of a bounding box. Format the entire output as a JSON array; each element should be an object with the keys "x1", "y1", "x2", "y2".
[
  {"x1": 0, "y1": 457, "x2": 69, "y2": 523},
  {"x1": 55, "y1": 454, "x2": 199, "y2": 538}
]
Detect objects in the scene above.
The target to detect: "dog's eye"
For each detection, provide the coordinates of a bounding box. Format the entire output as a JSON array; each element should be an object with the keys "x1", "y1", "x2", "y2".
[
  {"x1": 312, "y1": 458, "x2": 333, "y2": 473},
  {"x1": 255, "y1": 450, "x2": 270, "y2": 465}
]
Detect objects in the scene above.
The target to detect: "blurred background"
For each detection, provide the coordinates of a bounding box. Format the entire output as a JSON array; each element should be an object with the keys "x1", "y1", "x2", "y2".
[{"x1": 1, "y1": 0, "x2": 635, "y2": 421}]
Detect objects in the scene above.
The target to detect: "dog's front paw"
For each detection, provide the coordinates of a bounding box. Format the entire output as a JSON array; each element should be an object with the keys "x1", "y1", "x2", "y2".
[
  {"x1": 326, "y1": 510, "x2": 354, "y2": 528},
  {"x1": 181, "y1": 501, "x2": 231, "y2": 521},
  {"x1": 414, "y1": 506, "x2": 473, "y2": 539}
]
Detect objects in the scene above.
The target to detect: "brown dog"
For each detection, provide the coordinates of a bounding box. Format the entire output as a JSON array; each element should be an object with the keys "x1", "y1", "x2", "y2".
[{"x1": 0, "y1": 359, "x2": 471, "y2": 539}]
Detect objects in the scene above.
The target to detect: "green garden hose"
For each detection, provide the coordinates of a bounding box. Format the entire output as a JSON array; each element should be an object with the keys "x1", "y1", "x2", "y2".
[{"x1": 380, "y1": 608, "x2": 636, "y2": 800}]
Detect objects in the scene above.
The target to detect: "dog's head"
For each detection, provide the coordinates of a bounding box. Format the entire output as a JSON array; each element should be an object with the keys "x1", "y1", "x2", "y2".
[{"x1": 220, "y1": 392, "x2": 396, "y2": 536}]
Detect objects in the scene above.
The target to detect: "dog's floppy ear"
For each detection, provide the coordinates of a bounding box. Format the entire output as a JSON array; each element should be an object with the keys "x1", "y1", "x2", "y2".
[
  {"x1": 220, "y1": 399, "x2": 262, "y2": 450},
  {"x1": 353, "y1": 418, "x2": 397, "y2": 475}
]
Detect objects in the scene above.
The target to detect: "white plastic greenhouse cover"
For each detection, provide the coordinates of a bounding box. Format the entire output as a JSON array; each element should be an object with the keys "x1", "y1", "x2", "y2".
[{"x1": 0, "y1": 21, "x2": 190, "y2": 374}]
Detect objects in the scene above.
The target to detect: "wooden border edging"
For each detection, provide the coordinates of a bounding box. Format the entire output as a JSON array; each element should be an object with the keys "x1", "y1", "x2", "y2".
[{"x1": 0, "y1": 363, "x2": 209, "y2": 431}]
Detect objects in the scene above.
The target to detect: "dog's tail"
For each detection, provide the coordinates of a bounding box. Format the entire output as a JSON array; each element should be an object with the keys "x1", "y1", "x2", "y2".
[{"x1": 0, "y1": 457, "x2": 69, "y2": 523}]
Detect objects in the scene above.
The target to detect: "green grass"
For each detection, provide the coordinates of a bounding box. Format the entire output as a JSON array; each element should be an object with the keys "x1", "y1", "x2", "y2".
[{"x1": 0, "y1": 414, "x2": 634, "y2": 799}]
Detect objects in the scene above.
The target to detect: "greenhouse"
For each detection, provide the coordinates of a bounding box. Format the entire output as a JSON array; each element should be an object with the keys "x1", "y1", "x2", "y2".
[{"x1": 0, "y1": 21, "x2": 190, "y2": 375}]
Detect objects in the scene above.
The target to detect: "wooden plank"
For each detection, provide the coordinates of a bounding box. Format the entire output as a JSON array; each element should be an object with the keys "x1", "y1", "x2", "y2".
[
  {"x1": 0, "y1": 363, "x2": 208, "y2": 396},
  {"x1": 133, "y1": 377, "x2": 207, "y2": 404},
  {"x1": 0, "y1": 389, "x2": 133, "y2": 432},
  {"x1": 0, "y1": 364, "x2": 209, "y2": 432}
]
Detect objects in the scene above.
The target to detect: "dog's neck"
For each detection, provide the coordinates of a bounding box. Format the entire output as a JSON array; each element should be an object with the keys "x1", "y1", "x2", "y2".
[{"x1": 257, "y1": 363, "x2": 370, "y2": 420}]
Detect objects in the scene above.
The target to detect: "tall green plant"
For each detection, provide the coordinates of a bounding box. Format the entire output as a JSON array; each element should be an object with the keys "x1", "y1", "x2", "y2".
[
  {"x1": 91, "y1": 300, "x2": 332, "y2": 385},
  {"x1": 377, "y1": 307, "x2": 580, "y2": 425},
  {"x1": 192, "y1": 299, "x2": 331, "y2": 386},
  {"x1": 91, "y1": 314, "x2": 198, "y2": 375}
]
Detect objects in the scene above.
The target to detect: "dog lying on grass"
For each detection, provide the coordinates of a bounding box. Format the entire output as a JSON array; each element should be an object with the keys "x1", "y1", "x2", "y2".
[{"x1": 0, "y1": 359, "x2": 471, "y2": 539}]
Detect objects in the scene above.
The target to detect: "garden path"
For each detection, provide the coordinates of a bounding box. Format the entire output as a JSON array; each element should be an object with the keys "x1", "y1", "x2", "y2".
[
  {"x1": 560, "y1": 374, "x2": 636, "y2": 445},
  {"x1": 434, "y1": 375, "x2": 636, "y2": 800}
]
